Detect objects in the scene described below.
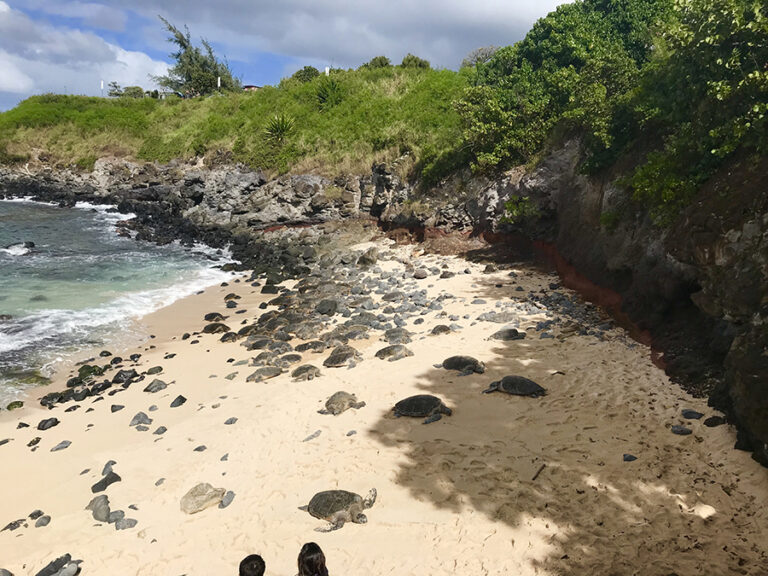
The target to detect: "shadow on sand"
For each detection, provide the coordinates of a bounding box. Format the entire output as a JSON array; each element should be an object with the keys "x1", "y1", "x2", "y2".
[{"x1": 368, "y1": 275, "x2": 765, "y2": 575}]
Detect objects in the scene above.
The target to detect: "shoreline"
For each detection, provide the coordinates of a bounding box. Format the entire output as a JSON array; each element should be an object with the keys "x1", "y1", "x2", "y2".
[{"x1": 1, "y1": 239, "x2": 766, "y2": 575}]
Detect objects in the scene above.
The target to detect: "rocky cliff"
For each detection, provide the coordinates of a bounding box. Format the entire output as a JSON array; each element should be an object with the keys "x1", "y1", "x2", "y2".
[{"x1": 1, "y1": 151, "x2": 766, "y2": 465}]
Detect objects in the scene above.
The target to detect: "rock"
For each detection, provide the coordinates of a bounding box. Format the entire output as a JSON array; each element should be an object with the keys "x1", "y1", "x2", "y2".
[
  {"x1": 315, "y1": 299, "x2": 338, "y2": 316},
  {"x1": 623, "y1": 454, "x2": 638, "y2": 462},
  {"x1": 681, "y1": 409, "x2": 704, "y2": 420},
  {"x1": 0, "y1": 569, "x2": 13, "y2": 575},
  {"x1": 671, "y1": 425, "x2": 692, "y2": 436},
  {"x1": 704, "y1": 416, "x2": 726, "y2": 427},
  {"x1": 6, "y1": 400, "x2": 23, "y2": 411},
  {"x1": 34, "y1": 515, "x2": 51, "y2": 527},
  {"x1": 2, "y1": 520, "x2": 24, "y2": 532},
  {"x1": 143, "y1": 379, "x2": 168, "y2": 393},
  {"x1": 91, "y1": 471, "x2": 121, "y2": 493},
  {"x1": 102, "y1": 460, "x2": 116, "y2": 475},
  {"x1": 219, "y1": 490, "x2": 236, "y2": 509},
  {"x1": 193, "y1": 445, "x2": 207, "y2": 452},
  {"x1": 29, "y1": 510, "x2": 44, "y2": 520},
  {"x1": 50, "y1": 440, "x2": 71, "y2": 452},
  {"x1": 129, "y1": 412, "x2": 152, "y2": 426},
  {"x1": 37, "y1": 418, "x2": 59, "y2": 431},
  {"x1": 34, "y1": 554, "x2": 80, "y2": 576},
  {"x1": 357, "y1": 247, "x2": 379, "y2": 266},
  {"x1": 153, "y1": 426, "x2": 167, "y2": 435},
  {"x1": 180, "y1": 483, "x2": 226, "y2": 514},
  {"x1": 413, "y1": 269, "x2": 428, "y2": 279},
  {"x1": 170, "y1": 395, "x2": 187, "y2": 408},
  {"x1": 112, "y1": 369, "x2": 138, "y2": 384},
  {"x1": 114, "y1": 518, "x2": 137, "y2": 530},
  {"x1": 110, "y1": 405, "x2": 124, "y2": 413},
  {"x1": 224, "y1": 417, "x2": 237, "y2": 425},
  {"x1": 108, "y1": 510, "x2": 125, "y2": 523},
  {"x1": 146, "y1": 366, "x2": 163, "y2": 375},
  {"x1": 431, "y1": 324, "x2": 451, "y2": 335},
  {"x1": 86, "y1": 495, "x2": 111, "y2": 522}
]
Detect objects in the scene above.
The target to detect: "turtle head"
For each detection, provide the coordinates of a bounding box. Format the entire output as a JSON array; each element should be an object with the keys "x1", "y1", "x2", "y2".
[
  {"x1": 482, "y1": 381, "x2": 500, "y2": 394},
  {"x1": 355, "y1": 513, "x2": 368, "y2": 524},
  {"x1": 363, "y1": 488, "x2": 377, "y2": 509},
  {"x1": 475, "y1": 362, "x2": 486, "y2": 374}
]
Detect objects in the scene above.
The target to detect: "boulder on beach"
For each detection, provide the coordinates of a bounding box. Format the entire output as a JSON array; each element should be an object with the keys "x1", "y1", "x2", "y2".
[{"x1": 180, "y1": 483, "x2": 226, "y2": 514}]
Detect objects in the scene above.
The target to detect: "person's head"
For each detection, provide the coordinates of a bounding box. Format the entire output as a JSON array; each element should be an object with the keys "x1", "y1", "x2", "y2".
[
  {"x1": 239, "y1": 554, "x2": 266, "y2": 576},
  {"x1": 298, "y1": 542, "x2": 328, "y2": 576}
]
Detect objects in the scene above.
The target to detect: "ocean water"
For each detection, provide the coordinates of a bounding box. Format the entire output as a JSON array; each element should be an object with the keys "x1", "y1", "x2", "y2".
[{"x1": 0, "y1": 199, "x2": 233, "y2": 407}]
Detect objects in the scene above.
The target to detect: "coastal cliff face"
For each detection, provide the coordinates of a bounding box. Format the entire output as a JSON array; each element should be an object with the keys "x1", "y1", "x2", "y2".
[{"x1": 1, "y1": 152, "x2": 766, "y2": 464}]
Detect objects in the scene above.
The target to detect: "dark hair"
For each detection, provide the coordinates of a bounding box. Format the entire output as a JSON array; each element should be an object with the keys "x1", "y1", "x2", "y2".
[
  {"x1": 239, "y1": 554, "x2": 266, "y2": 576},
  {"x1": 298, "y1": 542, "x2": 328, "y2": 576}
]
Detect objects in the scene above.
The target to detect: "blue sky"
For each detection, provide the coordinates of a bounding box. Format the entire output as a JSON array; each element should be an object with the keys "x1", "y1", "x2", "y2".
[{"x1": 0, "y1": 0, "x2": 568, "y2": 111}]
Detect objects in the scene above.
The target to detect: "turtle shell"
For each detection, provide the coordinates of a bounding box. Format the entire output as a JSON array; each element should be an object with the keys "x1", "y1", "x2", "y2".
[
  {"x1": 323, "y1": 345, "x2": 360, "y2": 367},
  {"x1": 308, "y1": 490, "x2": 361, "y2": 519},
  {"x1": 495, "y1": 376, "x2": 546, "y2": 397},
  {"x1": 394, "y1": 394, "x2": 444, "y2": 417}
]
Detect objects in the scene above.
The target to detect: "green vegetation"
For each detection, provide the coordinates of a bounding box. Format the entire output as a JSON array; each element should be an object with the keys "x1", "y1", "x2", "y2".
[
  {"x1": 153, "y1": 17, "x2": 241, "y2": 95},
  {"x1": 0, "y1": 0, "x2": 764, "y2": 221},
  {"x1": 0, "y1": 67, "x2": 469, "y2": 176}
]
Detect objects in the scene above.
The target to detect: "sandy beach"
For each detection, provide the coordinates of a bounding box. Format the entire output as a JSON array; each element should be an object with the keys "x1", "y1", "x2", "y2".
[{"x1": 1, "y1": 239, "x2": 767, "y2": 576}]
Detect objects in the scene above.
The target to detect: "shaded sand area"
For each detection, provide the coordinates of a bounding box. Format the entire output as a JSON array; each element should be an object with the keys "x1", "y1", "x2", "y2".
[{"x1": 1, "y1": 239, "x2": 767, "y2": 575}]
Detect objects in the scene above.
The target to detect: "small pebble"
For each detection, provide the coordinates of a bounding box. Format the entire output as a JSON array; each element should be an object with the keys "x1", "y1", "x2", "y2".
[
  {"x1": 681, "y1": 409, "x2": 704, "y2": 420},
  {"x1": 303, "y1": 430, "x2": 321, "y2": 442},
  {"x1": 50, "y1": 440, "x2": 71, "y2": 452},
  {"x1": 623, "y1": 454, "x2": 637, "y2": 462},
  {"x1": 671, "y1": 425, "x2": 692, "y2": 436}
]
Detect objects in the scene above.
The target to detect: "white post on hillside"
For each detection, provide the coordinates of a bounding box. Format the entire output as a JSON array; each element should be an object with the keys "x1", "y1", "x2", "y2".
[
  {"x1": 101, "y1": 79, "x2": 104, "y2": 97},
  {"x1": 217, "y1": 76, "x2": 221, "y2": 89},
  {"x1": 325, "y1": 66, "x2": 330, "y2": 76}
]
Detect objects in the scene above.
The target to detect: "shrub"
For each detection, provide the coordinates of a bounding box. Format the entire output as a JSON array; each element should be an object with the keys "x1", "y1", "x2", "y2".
[
  {"x1": 401, "y1": 54, "x2": 430, "y2": 69},
  {"x1": 292, "y1": 66, "x2": 321, "y2": 83},
  {"x1": 365, "y1": 56, "x2": 392, "y2": 69},
  {"x1": 316, "y1": 77, "x2": 343, "y2": 109},
  {"x1": 264, "y1": 113, "x2": 295, "y2": 144},
  {"x1": 122, "y1": 86, "x2": 145, "y2": 98}
]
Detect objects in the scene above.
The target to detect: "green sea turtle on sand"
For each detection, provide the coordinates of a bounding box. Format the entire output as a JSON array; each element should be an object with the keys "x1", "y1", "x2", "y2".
[
  {"x1": 439, "y1": 355, "x2": 485, "y2": 375},
  {"x1": 374, "y1": 344, "x2": 414, "y2": 362},
  {"x1": 291, "y1": 365, "x2": 321, "y2": 381},
  {"x1": 483, "y1": 376, "x2": 546, "y2": 397},
  {"x1": 323, "y1": 345, "x2": 361, "y2": 368},
  {"x1": 245, "y1": 366, "x2": 283, "y2": 382},
  {"x1": 303, "y1": 488, "x2": 377, "y2": 531},
  {"x1": 383, "y1": 327, "x2": 412, "y2": 344},
  {"x1": 319, "y1": 391, "x2": 366, "y2": 415},
  {"x1": 394, "y1": 394, "x2": 452, "y2": 424}
]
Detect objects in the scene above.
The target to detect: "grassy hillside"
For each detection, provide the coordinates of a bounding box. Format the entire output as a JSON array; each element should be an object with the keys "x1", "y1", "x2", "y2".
[{"x1": 0, "y1": 66, "x2": 469, "y2": 179}]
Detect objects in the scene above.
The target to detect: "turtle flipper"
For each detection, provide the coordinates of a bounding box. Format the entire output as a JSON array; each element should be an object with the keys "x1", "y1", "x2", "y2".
[
  {"x1": 481, "y1": 384, "x2": 497, "y2": 394},
  {"x1": 353, "y1": 401, "x2": 367, "y2": 409},
  {"x1": 422, "y1": 412, "x2": 442, "y2": 424},
  {"x1": 316, "y1": 516, "x2": 347, "y2": 532},
  {"x1": 317, "y1": 409, "x2": 329, "y2": 415}
]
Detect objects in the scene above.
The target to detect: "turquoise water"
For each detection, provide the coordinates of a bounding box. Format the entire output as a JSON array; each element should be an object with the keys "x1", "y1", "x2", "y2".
[{"x1": 0, "y1": 199, "x2": 232, "y2": 406}]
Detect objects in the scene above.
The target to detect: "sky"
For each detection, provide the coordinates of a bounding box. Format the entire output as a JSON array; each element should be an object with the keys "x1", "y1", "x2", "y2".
[{"x1": 0, "y1": 0, "x2": 569, "y2": 111}]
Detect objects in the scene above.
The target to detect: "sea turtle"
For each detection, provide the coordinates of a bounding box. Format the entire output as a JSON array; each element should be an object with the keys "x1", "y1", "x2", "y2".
[
  {"x1": 431, "y1": 324, "x2": 451, "y2": 336},
  {"x1": 250, "y1": 351, "x2": 275, "y2": 366},
  {"x1": 319, "y1": 391, "x2": 366, "y2": 415},
  {"x1": 274, "y1": 353, "x2": 303, "y2": 367},
  {"x1": 304, "y1": 488, "x2": 377, "y2": 531},
  {"x1": 323, "y1": 345, "x2": 361, "y2": 368},
  {"x1": 374, "y1": 344, "x2": 414, "y2": 362},
  {"x1": 490, "y1": 328, "x2": 526, "y2": 341},
  {"x1": 393, "y1": 394, "x2": 452, "y2": 424},
  {"x1": 204, "y1": 312, "x2": 226, "y2": 322},
  {"x1": 383, "y1": 327, "x2": 412, "y2": 344},
  {"x1": 245, "y1": 366, "x2": 283, "y2": 382},
  {"x1": 203, "y1": 322, "x2": 230, "y2": 334},
  {"x1": 483, "y1": 376, "x2": 546, "y2": 397},
  {"x1": 295, "y1": 340, "x2": 327, "y2": 353},
  {"x1": 291, "y1": 364, "x2": 321, "y2": 381},
  {"x1": 440, "y1": 355, "x2": 485, "y2": 375}
]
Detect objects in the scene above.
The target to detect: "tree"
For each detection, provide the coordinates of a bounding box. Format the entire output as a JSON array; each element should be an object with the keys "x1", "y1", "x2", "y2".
[
  {"x1": 461, "y1": 46, "x2": 499, "y2": 68},
  {"x1": 364, "y1": 56, "x2": 392, "y2": 69},
  {"x1": 292, "y1": 66, "x2": 320, "y2": 82},
  {"x1": 121, "y1": 86, "x2": 144, "y2": 98},
  {"x1": 152, "y1": 16, "x2": 241, "y2": 95},
  {"x1": 401, "y1": 53, "x2": 430, "y2": 69},
  {"x1": 107, "y1": 81, "x2": 123, "y2": 97}
]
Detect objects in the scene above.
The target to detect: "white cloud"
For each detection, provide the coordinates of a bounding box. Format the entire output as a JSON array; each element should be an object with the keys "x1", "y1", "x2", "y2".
[
  {"x1": 0, "y1": 51, "x2": 34, "y2": 93},
  {"x1": 128, "y1": 0, "x2": 569, "y2": 68},
  {"x1": 0, "y1": 3, "x2": 167, "y2": 107}
]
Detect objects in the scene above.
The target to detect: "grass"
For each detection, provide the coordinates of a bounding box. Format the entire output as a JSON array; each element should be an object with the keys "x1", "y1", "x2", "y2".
[{"x1": 0, "y1": 67, "x2": 470, "y2": 179}]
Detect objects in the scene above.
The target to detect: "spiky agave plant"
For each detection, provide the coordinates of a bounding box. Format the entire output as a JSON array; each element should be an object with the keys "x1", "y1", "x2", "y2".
[{"x1": 264, "y1": 113, "x2": 295, "y2": 144}]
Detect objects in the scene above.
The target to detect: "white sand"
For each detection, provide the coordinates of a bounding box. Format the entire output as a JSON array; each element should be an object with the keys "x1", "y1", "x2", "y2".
[{"x1": 1, "y1": 241, "x2": 767, "y2": 575}]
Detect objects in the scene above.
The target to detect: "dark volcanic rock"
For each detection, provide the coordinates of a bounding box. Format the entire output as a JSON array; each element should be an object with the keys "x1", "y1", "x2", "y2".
[
  {"x1": 170, "y1": 395, "x2": 187, "y2": 408},
  {"x1": 490, "y1": 328, "x2": 526, "y2": 341},
  {"x1": 37, "y1": 418, "x2": 59, "y2": 431},
  {"x1": 91, "y1": 471, "x2": 121, "y2": 493}
]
